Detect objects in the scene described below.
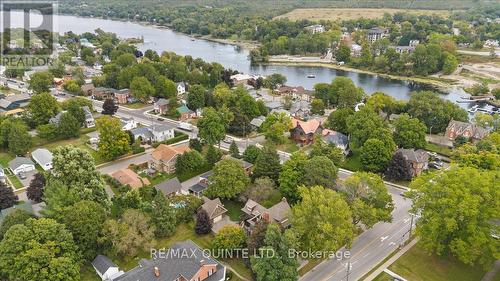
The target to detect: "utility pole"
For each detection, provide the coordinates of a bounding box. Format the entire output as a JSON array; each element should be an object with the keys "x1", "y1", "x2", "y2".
[{"x1": 345, "y1": 249, "x2": 352, "y2": 281}]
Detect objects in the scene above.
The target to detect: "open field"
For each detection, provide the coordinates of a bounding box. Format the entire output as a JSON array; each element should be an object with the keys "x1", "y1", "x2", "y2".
[
  {"x1": 275, "y1": 8, "x2": 454, "y2": 21},
  {"x1": 387, "y1": 243, "x2": 487, "y2": 281}
]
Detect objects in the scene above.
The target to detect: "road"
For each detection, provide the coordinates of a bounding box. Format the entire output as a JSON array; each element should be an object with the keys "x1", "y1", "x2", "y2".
[{"x1": 457, "y1": 49, "x2": 500, "y2": 57}]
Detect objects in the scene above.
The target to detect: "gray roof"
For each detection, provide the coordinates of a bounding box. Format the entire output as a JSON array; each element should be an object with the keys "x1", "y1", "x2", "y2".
[
  {"x1": 8, "y1": 157, "x2": 35, "y2": 170},
  {"x1": 149, "y1": 124, "x2": 173, "y2": 133},
  {"x1": 31, "y1": 148, "x2": 53, "y2": 166},
  {"x1": 155, "y1": 98, "x2": 169, "y2": 106},
  {"x1": 201, "y1": 198, "x2": 227, "y2": 220},
  {"x1": 323, "y1": 131, "x2": 349, "y2": 147},
  {"x1": 250, "y1": 116, "x2": 265, "y2": 127},
  {"x1": 131, "y1": 127, "x2": 153, "y2": 139},
  {"x1": 265, "y1": 101, "x2": 282, "y2": 110},
  {"x1": 92, "y1": 255, "x2": 118, "y2": 275},
  {"x1": 82, "y1": 106, "x2": 93, "y2": 119},
  {"x1": 49, "y1": 111, "x2": 64, "y2": 125},
  {"x1": 189, "y1": 182, "x2": 208, "y2": 193},
  {"x1": 115, "y1": 240, "x2": 225, "y2": 281},
  {"x1": 155, "y1": 177, "x2": 182, "y2": 196},
  {"x1": 397, "y1": 148, "x2": 429, "y2": 163}
]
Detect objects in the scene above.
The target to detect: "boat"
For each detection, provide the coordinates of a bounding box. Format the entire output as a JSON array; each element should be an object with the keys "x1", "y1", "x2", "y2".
[{"x1": 307, "y1": 74, "x2": 316, "y2": 78}]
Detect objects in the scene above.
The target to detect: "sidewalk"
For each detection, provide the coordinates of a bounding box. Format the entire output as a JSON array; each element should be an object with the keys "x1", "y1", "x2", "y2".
[{"x1": 363, "y1": 238, "x2": 419, "y2": 281}]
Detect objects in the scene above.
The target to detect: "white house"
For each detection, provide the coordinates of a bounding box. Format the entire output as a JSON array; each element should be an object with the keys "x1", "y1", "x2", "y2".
[
  {"x1": 83, "y1": 106, "x2": 95, "y2": 128},
  {"x1": 120, "y1": 117, "x2": 138, "y2": 131},
  {"x1": 305, "y1": 24, "x2": 325, "y2": 34},
  {"x1": 150, "y1": 124, "x2": 175, "y2": 142},
  {"x1": 177, "y1": 82, "x2": 186, "y2": 95},
  {"x1": 31, "y1": 148, "x2": 53, "y2": 171},
  {"x1": 0, "y1": 165, "x2": 5, "y2": 183},
  {"x1": 92, "y1": 255, "x2": 124, "y2": 281},
  {"x1": 8, "y1": 157, "x2": 35, "y2": 175},
  {"x1": 484, "y1": 39, "x2": 499, "y2": 48}
]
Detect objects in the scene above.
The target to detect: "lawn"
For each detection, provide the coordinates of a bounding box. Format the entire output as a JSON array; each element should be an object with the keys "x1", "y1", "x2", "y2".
[
  {"x1": 341, "y1": 150, "x2": 363, "y2": 171},
  {"x1": 0, "y1": 152, "x2": 26, "y2": 189},
  {"x1": 425, "y1": 142, "x2": 453, "y2": 157},
  {"x1": 271, "y1": 139, "x2": 299, "y2": 154},
  {"x1": 221, "y1": 199, "x2": 245, "y2": 221},
  {"x1": 121, "y1": 102, "x2": 149, "y2": 109},
  {"x1": 80, "y1": 265, "x2": 101, "y2": 281},
  {"x1": 372, "y1": 272, "x2": 395, "y2": 281},
  {"x1": 388, "y1": 243, "x2": 487, "y2": 281},
  {"x1": 275, "y1": 8, "x2": 453, "y2": 21},
  {"x1": 298, "y1": 259, "x2": 324, "y2": 276}
]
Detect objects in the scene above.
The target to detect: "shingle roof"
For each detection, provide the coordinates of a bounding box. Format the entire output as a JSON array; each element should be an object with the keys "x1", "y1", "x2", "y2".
[
  {"x1": 111, "y1": 168, "x2": 150, "y2": 189},
  {"x1": 155, "y1": 177, "x2": 182, "y2": 196},
  {"x1": 397, "y1": 148, "x2": 429, "y2": 163},
  {"x1": 92, "y1": 255, "x2": 118, "y2": 275},
  {"x1": 31, "y1": 148, "x2": 53, "y2": 166},
  {"x1": 201, "y1": 198, "x2": 227, "y2": 220},
  {"x1": 131, "y1": 127, "x2": 153, "y2": 139},
  {"x1": 292, "y1": 118, "x2": 321, "y2": 134},
  {"x1": 8, "y1": 157, "x2": 35, "y2": 171},
  {"x1": 322, "y1": 130, "x2": 348, "y2": 147},
  {"x1": 151, "y1": 144, "x2": 190, "y2": 162},
  {"x1": 189, "y1": 182, "x2": 208, "y2": 193},
  {"x1": 149, "y1": 124, "x2": 173, "y2": 133}
]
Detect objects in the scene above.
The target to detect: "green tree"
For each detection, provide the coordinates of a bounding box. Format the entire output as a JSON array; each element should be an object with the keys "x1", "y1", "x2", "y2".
[
  {"x1": 97, "y1": 116, "x2": 131, "y2": 160},
  {"x1": 130, "y1": 76, "x2": 155, "y2": 102},
  {"x1": 336, "y1": 44, "x2": 351, "y2": 63},
  {"x1": 253, "y1": 145, "x2": 282, "y2": 183},
  {"x1": 175, "y1": 150, "x2": 205, "y2": 175},
  {"x1": 211, "y1": 225, "x2": 246, "y2": 250},
  {"x1": 340, "y1": 172, "x2": 393, "y2": 228},
  {"x1": 0, "y1": 209, "x2": 33, "y2": 239},
  {"x1": 150, "y1": 193, "x2": 177, "y2": 237},
  {"x1": 442, "y1": 52, "x2": 458, "y2": 75},
  {"x1": 303, "y1": 156, "x2": 338, "y2": 189},
  {"x1": 360, "y1": 43, "x2": 373, "y2": 67},
  {"x1": 0, "y1": 218, "x2": 81, "y2": 281},
  {"x1": 63, "y1": 80, "x2": 81, "y2": 93},
  {"x1": 330, "y1": 77, "x2": 365, "y2": 109},
  {"x1": 409, "y1": 167, "x2": 499, "y2": 268},
  {"x1": 326, "y1": 108, "x2": 354, "y2": 134},
  {"x1": 360, "y1": 139, "x2": 394, "y2": 173},
  {"x1": 206, "y1": 158, "x2": 250, "y2": 199},
  {"x1": 310, "y1": 98, "x2": 325, "y2": 115},
  {"x1": 243, "y1": 145, "x2": 261, "y2": 164},
  {"x1": 261, "y1": 112, "x2": 292, "y2": 144},
  {"x1": 28, "y1": 92, "x2": 60, "y2": 126},
  {"x1": 291, "y1": 186, "x2": 353, "y2": 252},
  {"x1": 263, "y1": 73, "x2": 287, "y2": 90},
  {"x1": 279, "y1": 151, "x2": 308, "y2": 203},
  {"x1": 393, "y1": 114, "x2": 427, "y2": 149},
  {"x1": 229, "y1": 140, "x2": 240, "y2": 158},
  {"x1": 37, "y1": 123, "x2": 59, "y2": 140},
  {"x1": 7, "y1": 121, "x2": 32, "y2": 155},
  {"x1": 187, "y1": 84, "x2": 206, "y2": 110},
  {"x1": 28, "y1": 71, "x2": 54, "y2": 94},
  {"x1": 60, "y1": 200, "x2": 106, "y2": 260},
  {"x1": 366, "y1": 92, "x2": 397, "y2": 114},
  {"x1": 309, "y1": 139, "x2": 344, "y2": 166},
  {"x1": 58, "y1": 112, "x2": 81, "y2": 139},
  {"x1": 205, "y1": 145, "x2": 222, "y2": 167},
  {"x1": 198, "y1": 107, "x2": 228, "y2": 145},
  {"x1": 346, "y1": 106, "x2": 386, "y2": 148}
]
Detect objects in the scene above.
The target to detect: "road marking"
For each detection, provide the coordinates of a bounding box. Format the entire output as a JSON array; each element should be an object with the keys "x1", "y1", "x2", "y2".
[
  {"x1": 363, "y1": 253, "x2": 370, "y2": 258},
  {"x1": 380, "y1": 236, "x2": 388, "y2": 242}
]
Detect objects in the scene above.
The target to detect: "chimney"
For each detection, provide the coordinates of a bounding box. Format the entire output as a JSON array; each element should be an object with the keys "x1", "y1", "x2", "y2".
[{"x1": 154, "y1": 266, "x2": 160, "y2": 277}]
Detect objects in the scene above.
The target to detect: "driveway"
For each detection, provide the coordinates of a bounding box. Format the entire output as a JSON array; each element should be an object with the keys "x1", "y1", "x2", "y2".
[
  {"x1": 17, "y1": 170, "x2": 37, "y2": 188},
  {"x1": 212, "y1": 215, "x2": 237, "y2": 233},
  {"x1": 97, "y1": 152, "x2": 152, "y2": 175}
]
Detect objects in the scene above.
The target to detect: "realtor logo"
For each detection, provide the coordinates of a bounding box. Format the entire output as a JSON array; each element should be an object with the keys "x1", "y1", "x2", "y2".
[{"x1": 0, "y1": 0, "x2": 58, "y2": 68}]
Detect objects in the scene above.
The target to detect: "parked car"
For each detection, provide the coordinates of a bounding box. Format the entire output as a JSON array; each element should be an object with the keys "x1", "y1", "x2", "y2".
[
  {"x1": 157, "y1": 118, "x2": 164, "y2": 121},
  {"x1": 429, "y1": 161, "x2": 444, "y2": 169},
  {"x1": 222, "y1": 136, "x2": 233, "y2": 144}
]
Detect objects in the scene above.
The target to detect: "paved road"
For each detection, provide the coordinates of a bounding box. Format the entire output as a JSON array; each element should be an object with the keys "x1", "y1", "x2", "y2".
[
  {"x1": 97, "y1": 151, "x2": 153, "y2": 175},
  {"x1": 300, "y1": 185, "x2": 413, "y2": 281}
]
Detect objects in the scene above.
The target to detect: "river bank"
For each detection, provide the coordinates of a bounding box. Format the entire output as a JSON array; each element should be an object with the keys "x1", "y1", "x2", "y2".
[{"x1": 266, "y1": 57, "x2": 457, "y2": 93}]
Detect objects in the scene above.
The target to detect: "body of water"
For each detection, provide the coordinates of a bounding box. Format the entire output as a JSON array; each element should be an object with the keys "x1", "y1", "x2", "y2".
[{"x1": 7, "y1": 12, "x2": 482, "y2": 110}]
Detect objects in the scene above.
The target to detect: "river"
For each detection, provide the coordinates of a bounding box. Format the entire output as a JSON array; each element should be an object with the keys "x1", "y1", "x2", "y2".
[{"x1": 7, "y1": 12, "x2": 480, "y2": 109}]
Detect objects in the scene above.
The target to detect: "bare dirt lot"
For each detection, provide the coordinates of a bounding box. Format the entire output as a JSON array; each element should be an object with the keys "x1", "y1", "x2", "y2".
[{"x1": 275, "y1": 8, "x2": 453, "y2": 21}]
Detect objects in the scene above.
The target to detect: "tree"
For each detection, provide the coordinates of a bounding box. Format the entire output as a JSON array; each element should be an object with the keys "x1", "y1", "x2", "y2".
[
  {"x1": 407, "y1": 91, "x2": 468, "y2": 134},
  {"x1": 0, "y1": 182, "x2": 18, "y2": 210},
  {"x1": 206, "y1": 158, "x2": 250, "y2": 200},
  {"x1": 169, "y1": 194, "x2": 203, "y2": 223},
  {"x1": 310, "y1": 98, "x2": 325, "y2": 115},
  {"x1": 100, "y1": 209, "x2": 155, "y2": 256},
  {"x1": 409, "y1": 167, "x2": 499, "y2": 268},
  {"x1": 195, "y1": 209, "x2": 212, "y2": 235},
  {"x1": 58, "y1": 112, "x2": 81, "y2": 139},
  {"x1": 253, "y1": 145, "x2": 282, "y2": 183},
  {"x1": 247, "y1": 220, "x2": 268, "y2": 252},
  {"x1": 263, "y1": 73, "x2": 287, "y2": 90},
  {"x1": 326, "y1": 108, "x2": 354, "y2": 134},
  {"x1": 261, "y1": 112, "x2": 292, "y2": 144},
  {"x1": 102, "y1": 98, "x2": 118, "y2": 115},
  {"x1": 366, "y1": 92, "x2": 397, "y2": 114},
  {"x1": 360, "y1": 139, "x2": 393, "y2": 173},
  {"x1": 198, "y1": 107, "x2": 228, "y2": 145},
  {"x1": 251, "y1": 224, "x2": 299, "y2": 281},
  {"x1": 60, "y1": 200, "x2": 106, "y2": 260},
  {"x1": 393, "y1": 114, "x2": 427, "y2": 149},
  {"x1": 187, "y1": 84, "x2": 206, "y2": 110},
  {"x1": 442, "y1": 52, "x2": 458, "y2": 74},
  {"x1": 150, "y1": 194, "x2": 177, "y2": 237},
  {"x1": 243, "y1": 145, "x2": 261, "y2": 164},
  {"x1": 229, "y1": 140, "x2": 240, "y2": 158},
  {"x1": 0, "y1": 209, "x2": 33, "y2": 239},
  {"x1": 175, "y1": 150, "x2": 205, "y2": 175},
  {"x1": 37, "y1": 123, "x2": 59, "y2": 140},
  {"x1": 291, "y1": 186, "x2": 353, "y2": 252},
  {"x1": 385, "y1": 151, "x2": 413, "y2": 181},
  {"x1": 97, "y1": 116, "x2": 131, "y2": 160},
  {"x1": 340, "y1": 172, "x2": 393, "y2": 228},
  {"x1": 0, "y1": 218, "x2": 80, "y2": 281},
  {"x1": 309, "y1": 139, "x2": 344, "y2": 166},
  {"x1": 63, "y1": 80, "x2": 81, "y2": 93},
  {"x1": 211, "y1": 225, "x2": 246, "y2": 250},
  {"x1": 360, "y1": 43, "x2": 373, "y2": 67},
  {"x1": 205, "y1": 145, "x2": 222, "y2": 167},
  {"x1": 189, "y1": 138, "x2": 203, "y2": 152},
  {"x1": 155, "y1": 76, "x2": 176, "y2": 98},
  {"x1": 130, "y1": 76, "x2": 155, "y2": 102},
  {"x1": 27, "y1": 173, "x2": 46, "y2": 203},
  {"x1": 279, "y1": 152, "x2": 308, "y2": 203},
  {"x1": 303, "y1": 156, "x2": 338, "y2": 189},
  {"x1": 346, "y1": 106, "x2": 386, "y2": 148},
  {"x1": 28, "y1": 92, "x2": 60, "y2": 126},
  {"x1": 7, "y1": 121, "x2": 32, "y2": 155},
  {"x1": 28, "y1": 71, "x2": 54, "y2": 94},
  {"x1": 241, "y1": 177, "x2": 276, "y2": 203},
  {"x1": 336, "y1": 44, "x2": 351, "y2": 63},
  {"x1": 330, "y1": 77, "x2": 365, "y2": 109}
]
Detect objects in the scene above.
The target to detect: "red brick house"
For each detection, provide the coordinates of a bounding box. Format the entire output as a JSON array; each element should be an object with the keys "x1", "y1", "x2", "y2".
[
  {"x1": 397, "y1": 148, "x2": 429, "y2": 177},
  {"x1": 276, "y1": 85, "x2": 314, "y2": 102},
  {"x1": 290, "y1": 118, "x2": 322, "y2": 145},
  {"x1": 113, "y1": 89, "x2": 130, "y2": 104},
  {"x1": 445, "y1": 120, "x2": 489, "y2": 141}
]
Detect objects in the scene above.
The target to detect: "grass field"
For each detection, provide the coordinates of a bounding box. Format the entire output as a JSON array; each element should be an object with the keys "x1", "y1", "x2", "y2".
[
  {"x1": 275, "y1": 8, "x2": 454, "y2": 21},
  {"x1": 388, "y1": 243, "x2": 487, "y2": 281}
]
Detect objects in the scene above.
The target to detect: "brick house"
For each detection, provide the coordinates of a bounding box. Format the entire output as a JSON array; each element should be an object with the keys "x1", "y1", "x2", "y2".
[
  {"x1": 148, "y1": 144, "x2": 190, "y2": 173},
  {"x1": 290, "y1": 118, "x2": 322, "y2": 145},
  {"x1": 93, "y1": 87, "x2": 114, "y2": 100},
  {"x1": 276, "y1": 85, "x2": 314, "y2": 102},
  {"x1": 113, "y1": 88, "x2": 130, "y2": 104},
  {"x1": 397, "y1": 148, "x2": 429, "y2": 177},
  {"x1": 154, "y1": 98, "x2": 169, "y2": 115},
  {"x1": 445, "y1": 120, "x2": 489, "y2": 141}
]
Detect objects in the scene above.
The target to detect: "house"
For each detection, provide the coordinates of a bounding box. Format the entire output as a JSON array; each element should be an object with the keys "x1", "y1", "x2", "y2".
[
  {"x1": 409, "y1": 40, "x2": 420, "y2": 47},
  {"x1": 264, "y1": 101, "x2": 283, "y2": 111},
  {"x1": 155, "y1": 177, "x2": 182, "y2": 197},
  {"x1": 484, "y1": 39, "x2": 499, "y2": 48},
  {"x1": 289, "y1": 100, "x2": 311, "y2": 119},
  {"x1": 154, "y1": 98, "x2": 169, "y2": 115},
  {"x1": 392, "y1": 45, "x2": 415, "y2": 54},
  {"x1": 31, "y1": 148, "x2": 53, "y2": 171},
  {"x1": 0, "y1": 93, "x2": 31, "y2": 113},
  {"x1": 230, "y1": 73, "x2": 254, "y2": 86},
  {"x1": 290, "y1": 118, "x2": 322, "y2": 145},
  {"x1": 8, "y1": 157, "x2": 35, "y2": 175},
  {"x1": 177, "y1": 104, "x2": 197, "y2": 121},
  {"x1": 445, "y1": 120, "x2": 489, "y2": 141},
  {"x1": 200, "y1": 197, "x2": 228, "y2": 225},
  {"x1": 350, "y1": 43, "x2": 362, "y2": 57},
  {"x1": 250, "y1": 116, "x2": 266, "y2": 130},
  {"x1": 241, "y1": 197, "x2": 291, "y2": 229},
  {"x1": 322, "y1": 129, "x2": 349, "y2": 155},
  {"x1": 397, "y1": 148, "x2": 429, "y2": 177},
  {"x1": 188, "y1": 181, "x2": 209, "y2": 197},
  {"x1": 92, "y1": 255, "x2": 124, "y2": 281},
  {"x1": 150, "y1": 124, "x2": 175, "y2": 142},
  {"x1": 81, "y1": 83, "x2": 95, "y2": 96},
  {"x1": 83, "y1": 106, "x2": 95, "y2": 128},
  {"x1": 276, "y1": 86, "x2": 314, "y2": 102},
  {"x1": 120, "y1": 117, "x2": 138, "y2": 131},
  {"x1": 149, "y1": 144, "x2": 190, "y2": 173},
  {"x1": 111, "y1": 168, "x2": 150, "y2": 189},
  {"x1": 130, "y1": 127, "x2": 154, "y2": 143},
  {"x1": 177, "y1": 82, "x2": 186, "y2": 95},
  {"x1": 93, "y1": 87, "x2": 114, "y2": 100},
  {"x1": 305, "y1": 24, "x2": 325, "y2": 34},
  {"x1": 367, "y1": 27, "x2": 389, "y2": 42},
  {"x1": 111, "y1": 240, "x2": 226, "y2": 281},
  {"x1": 113, "y1": 89, "x2": 130, "y2": 104},
  {"x1": 0, "y1": 202, "x2": 34, "y2": 225},
  {"x1": 0, "y1": 165, "x2": 5, "y2": 183}
]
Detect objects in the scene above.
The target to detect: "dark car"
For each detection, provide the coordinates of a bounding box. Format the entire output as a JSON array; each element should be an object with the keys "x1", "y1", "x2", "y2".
[{"x1": 157, "y1": 118, "x2": 164, "y2": 121}]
